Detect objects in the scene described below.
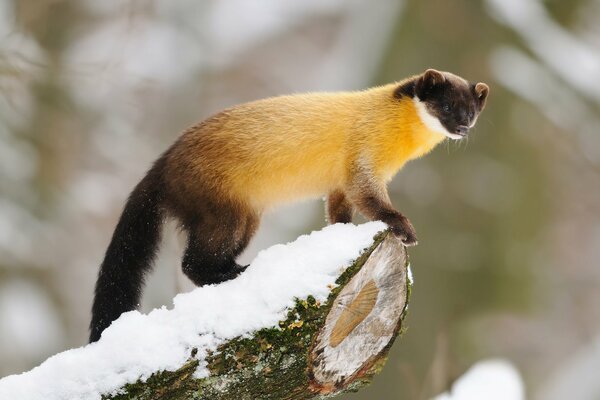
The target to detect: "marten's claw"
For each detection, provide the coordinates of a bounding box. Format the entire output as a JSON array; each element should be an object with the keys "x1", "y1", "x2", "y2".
[
  {"x1": 401, "y1": 234, "x2": 418, "y2": 247},
  {"x1": 213, "y1": 264, "x2": 249, "y2": 283},
  {"x1": 389, "y1": 219, "x2": 418, "y2": 247}
]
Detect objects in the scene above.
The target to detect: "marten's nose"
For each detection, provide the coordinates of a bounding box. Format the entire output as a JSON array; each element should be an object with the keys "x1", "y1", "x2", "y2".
[{"x1": 455, "y1": 125, "x2": 469, "y2": 136}]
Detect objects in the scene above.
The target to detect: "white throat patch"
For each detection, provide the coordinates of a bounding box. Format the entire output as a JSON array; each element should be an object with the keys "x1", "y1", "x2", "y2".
[{"x1": 413, "y1": 97, "x2": 463, "y2": 140}]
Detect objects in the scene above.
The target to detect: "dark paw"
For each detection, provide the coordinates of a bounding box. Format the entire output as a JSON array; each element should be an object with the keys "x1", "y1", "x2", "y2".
[
  {"x1": 390, "y1": 217, "x2": 418, "y2": 247},
  {"x1": 235, "y1": 263, "x2": 249, "y2": 275},
  {"x1": 217, "y1": 263, "x2": 248, "y2": 282}
]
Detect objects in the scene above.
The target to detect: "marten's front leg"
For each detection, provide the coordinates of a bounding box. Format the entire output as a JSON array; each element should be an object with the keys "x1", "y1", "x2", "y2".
[{"x1": 346, "y1": 166, "x2": 418, "y2": 246}]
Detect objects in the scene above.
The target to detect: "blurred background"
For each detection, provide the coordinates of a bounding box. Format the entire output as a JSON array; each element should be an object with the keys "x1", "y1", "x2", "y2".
[{"x1": 1, "y1": 0, "x2": 599, "y2": 398}]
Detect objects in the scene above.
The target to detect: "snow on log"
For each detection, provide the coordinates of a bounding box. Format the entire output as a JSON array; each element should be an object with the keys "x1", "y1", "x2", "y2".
[{"x1": 0, "y1": 222, "x2": 411, "y2": 400}]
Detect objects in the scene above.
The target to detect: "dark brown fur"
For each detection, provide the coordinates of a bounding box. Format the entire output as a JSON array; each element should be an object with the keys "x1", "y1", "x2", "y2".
[
  {"x1": 327, "y1": 190, "x2": 354, "y2": 224},
  {"x1": 160, "y1": 137, "x2": 260, "y2": 285},
  {"x1": 345, "y1": 164, "x2": 417, "y2": 245}
]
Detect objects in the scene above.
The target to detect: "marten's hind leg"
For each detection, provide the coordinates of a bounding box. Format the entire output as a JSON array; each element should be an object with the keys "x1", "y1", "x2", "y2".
[
  {"x1": 181, "y1": 202, "x2": 259, "y2": 286},
  {"x1": 327, "y1": 189, "x2": 354, "y2": 224}
]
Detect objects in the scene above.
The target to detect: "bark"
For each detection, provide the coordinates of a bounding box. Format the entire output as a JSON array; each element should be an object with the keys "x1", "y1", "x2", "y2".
[{"x1": 107, "y1": 230, "x2": 410, "y2": 400}]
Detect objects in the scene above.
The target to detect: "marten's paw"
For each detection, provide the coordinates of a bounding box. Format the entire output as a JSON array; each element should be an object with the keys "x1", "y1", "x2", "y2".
[
  {"x1": 389, "y1": 217, "x2": 418, "y2": 247},
  {"x1": 202, "y1": 264, "x2": 249, "y2": 286},
  {"x1": 219, "y1": 264, "x2": 248, "y2": 282}
]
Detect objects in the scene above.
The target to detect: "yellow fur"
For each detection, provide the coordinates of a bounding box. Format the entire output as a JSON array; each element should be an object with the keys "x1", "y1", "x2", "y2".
[{"x1": 186, "y1": 82, "x2": 446, "y2": 210}]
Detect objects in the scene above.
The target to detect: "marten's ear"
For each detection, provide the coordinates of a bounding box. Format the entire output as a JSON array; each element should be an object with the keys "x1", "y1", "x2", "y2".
[
  {"x1": 474, "y1": 82, "x2": 489, "y2": 108},
  {"x1": 415, "y1": 69, "x2": 445, "y2": 100}
]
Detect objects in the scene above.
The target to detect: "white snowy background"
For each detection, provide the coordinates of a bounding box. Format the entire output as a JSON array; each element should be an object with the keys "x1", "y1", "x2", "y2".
[{"x1": 1, "y1": 0, "x2": 600, "y2": 399}]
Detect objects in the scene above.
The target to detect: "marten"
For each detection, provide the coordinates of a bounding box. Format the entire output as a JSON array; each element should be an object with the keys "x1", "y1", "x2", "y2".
[{"x1": 89, "y1": 69, "x2": 489, "y2": 342}]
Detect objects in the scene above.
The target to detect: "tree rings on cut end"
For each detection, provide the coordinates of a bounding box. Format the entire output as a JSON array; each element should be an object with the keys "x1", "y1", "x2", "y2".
[
  {"x1": 330, "y1": 280, "x2": 379, "y2": 348},
  {"x1": 309, "y1": 233, "x2": 408, "y2": 394}
]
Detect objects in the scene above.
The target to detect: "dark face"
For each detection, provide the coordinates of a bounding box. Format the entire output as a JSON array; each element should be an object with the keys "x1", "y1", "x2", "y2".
[{"x1": 414, "y1": 69, "x2": 489, "y2": 139}]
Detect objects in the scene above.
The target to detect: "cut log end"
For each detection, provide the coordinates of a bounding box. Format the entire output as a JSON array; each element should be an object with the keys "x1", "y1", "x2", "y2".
[{"x1": 309, "y1": 233, "x2": 408, "y2": 395}]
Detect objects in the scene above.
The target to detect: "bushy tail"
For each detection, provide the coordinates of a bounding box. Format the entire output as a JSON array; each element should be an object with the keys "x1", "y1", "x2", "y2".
[{"x1": 89, "y1": 162, "x2": 165, "y2": 342}]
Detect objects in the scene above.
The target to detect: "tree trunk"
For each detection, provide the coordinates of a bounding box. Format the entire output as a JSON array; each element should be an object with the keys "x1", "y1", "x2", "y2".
[{"x1": 108, "y1": 231, "x2": 410, "y2": 400}]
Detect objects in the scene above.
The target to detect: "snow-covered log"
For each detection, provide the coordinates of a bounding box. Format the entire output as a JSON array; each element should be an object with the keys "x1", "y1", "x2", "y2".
[{"x1": 0, "y1": 222, "x2": 411, "y2": 400}]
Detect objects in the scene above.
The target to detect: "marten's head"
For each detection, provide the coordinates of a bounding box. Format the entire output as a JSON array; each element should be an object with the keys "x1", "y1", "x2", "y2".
[{"x1": 396, "y1": 69, "x2": 489, "y2": 140}]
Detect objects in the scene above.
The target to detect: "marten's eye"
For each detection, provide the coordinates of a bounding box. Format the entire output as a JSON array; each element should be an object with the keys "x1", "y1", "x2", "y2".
[
  {"x1": 442, "y1": 103, "x2": 451, "y2": 113},
  {"x1": 468, "y1": 111, "x2": 475, "y2": 120}
]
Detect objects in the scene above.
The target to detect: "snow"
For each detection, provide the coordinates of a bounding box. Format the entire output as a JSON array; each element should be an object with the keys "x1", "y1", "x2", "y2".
[
  {"x1": 0, "y1": 222, "x2": 386, "y2": 400},
  {"x1": 434, "y1": 359, "x2": 525, "y2": 400}
]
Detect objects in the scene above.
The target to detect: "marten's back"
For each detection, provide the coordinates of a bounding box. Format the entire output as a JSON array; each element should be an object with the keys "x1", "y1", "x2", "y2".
[{"x1": 165, "y1": 91, "x2": 370, "y2": 210}]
